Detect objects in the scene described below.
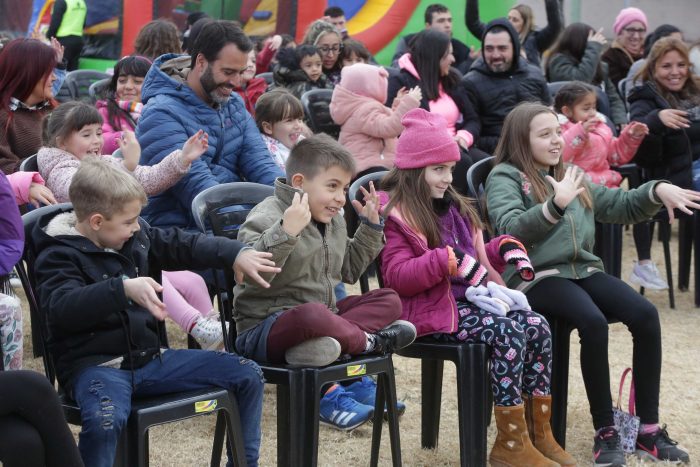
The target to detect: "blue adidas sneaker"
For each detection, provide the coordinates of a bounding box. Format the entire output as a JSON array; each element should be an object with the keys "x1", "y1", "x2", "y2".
[
  {"x1": 319, "y1": 384, "x2": 374, "y2": 431},
  {"x1": 345, "y1": 376, "x2": 406, "y2": 418}
]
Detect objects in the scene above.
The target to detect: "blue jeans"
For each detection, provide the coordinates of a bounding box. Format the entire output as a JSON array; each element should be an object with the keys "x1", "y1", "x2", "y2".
[{"x1": 72, "y1": 349, "x2": 264, "y2": 467}]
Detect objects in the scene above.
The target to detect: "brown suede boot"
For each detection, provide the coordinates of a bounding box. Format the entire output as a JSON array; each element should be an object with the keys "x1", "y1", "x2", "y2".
[
  {"x1": 524, "y1": 395, "x2": 577, "y2": 466},
  {"x1": 490, "y1": 404, "x2": 561, "y2": 467}
]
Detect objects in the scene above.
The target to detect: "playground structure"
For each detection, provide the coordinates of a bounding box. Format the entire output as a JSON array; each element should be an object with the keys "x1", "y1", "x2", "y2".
[{"x1": 1, "y1": 0, "x2": 511, "y2": 70}]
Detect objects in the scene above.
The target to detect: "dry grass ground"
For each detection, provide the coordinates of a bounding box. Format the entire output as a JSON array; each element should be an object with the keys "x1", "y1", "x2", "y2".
[{"x1": 17, "y1": 225, "x2": 699, "y2": 466}]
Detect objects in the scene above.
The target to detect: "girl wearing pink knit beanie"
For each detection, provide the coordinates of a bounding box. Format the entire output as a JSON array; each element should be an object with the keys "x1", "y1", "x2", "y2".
[
  {"x1": 601, "y1": 7, "x2": 648, "y2": 88},
  {"x1": 329, "y1": 63, "x2": 421, "y2": 179},
  {"x1": 380, "y1": 108, "x2": 574, "y2": 467}
]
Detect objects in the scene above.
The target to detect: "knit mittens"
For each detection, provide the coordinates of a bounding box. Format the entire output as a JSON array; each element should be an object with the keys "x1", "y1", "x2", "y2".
[
  {"x1": 499, "y1": 237, "x2": 535, "y2": 281},
  {"x1": 451, "y1": 247, "x2": 488, "y2": 287}
]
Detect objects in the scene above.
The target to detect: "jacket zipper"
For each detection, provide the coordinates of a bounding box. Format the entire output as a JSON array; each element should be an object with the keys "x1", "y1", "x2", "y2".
[
  {"x1": 567, "y1": 212, "x2": 579, "y2": 278},
  {"x1": 322, "y1": 230, "x2": 332, "y2": 307}
]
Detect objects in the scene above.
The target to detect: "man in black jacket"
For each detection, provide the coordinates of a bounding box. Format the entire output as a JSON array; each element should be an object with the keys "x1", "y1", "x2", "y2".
[
  {"x1": 392, "y1": 4, "x2": 475, "y2": 74},
  {"x1": 462, "y1": 20, "x2": 551, "y2": 154},
  {"x1": 33, "y1": 158, "x2": 278, "y2": 467}
]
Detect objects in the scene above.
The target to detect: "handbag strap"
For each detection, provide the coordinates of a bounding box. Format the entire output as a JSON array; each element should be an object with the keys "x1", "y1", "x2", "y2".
[{"x1": 617, "y1": 367, "x2": 636, "y2": 415}]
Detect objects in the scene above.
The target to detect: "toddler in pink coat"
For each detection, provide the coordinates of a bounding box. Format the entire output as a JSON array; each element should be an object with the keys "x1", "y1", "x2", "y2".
[
  {"x1": 555, "y1": 81, "x2": 648, "y2": 188},
  {"x1": 329, "y1": 63, "x2": 421, "y2": 176}
]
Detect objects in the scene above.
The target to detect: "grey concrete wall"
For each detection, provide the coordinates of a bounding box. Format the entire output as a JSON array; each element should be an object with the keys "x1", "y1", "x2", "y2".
[{"x1": 518, "y1": 0, "x2": 699, "y2": 43}]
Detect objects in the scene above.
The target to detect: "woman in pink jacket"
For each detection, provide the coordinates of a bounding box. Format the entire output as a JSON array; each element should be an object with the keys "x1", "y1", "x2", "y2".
[
  {"x1": 555, "y1": 82, "x2": 648, "y2": 188},
  {"x1": 380, "y1": 109, "x2": 574, "y2": 467},
  {"x1": 329, "y1": 63, "x2": 421, "y2": 178}
]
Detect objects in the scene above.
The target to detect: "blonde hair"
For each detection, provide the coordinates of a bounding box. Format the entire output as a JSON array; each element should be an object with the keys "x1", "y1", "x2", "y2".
[
  {"x1": 511, "y1": 4, "x2": 534, "y2": 43},
  {"x1": 69, "y1": 157, "x2": 147, "y2": 221},
  {"x1": 494, "y1": 102, "x2": 592, "y2": 209},
  {"x1": 302, "y1": 20, "x2": 341, "y2": 46}
]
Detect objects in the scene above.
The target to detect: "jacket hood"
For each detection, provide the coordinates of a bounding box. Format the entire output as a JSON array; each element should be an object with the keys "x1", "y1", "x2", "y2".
[
  {"x1": 140, "y1": 54, "x2": 201, "y2": 106},
  {"x1": 480, "y1": 19, "x2": 521, "y2": 74},
  {"x1": 339, "y1": 64, "x2": 388, "y2": 104},
  {"x1": 44, "y1": 212, "x2": 81, "y2": 238},
  {"x1": 329, "y1": 85, "x2": 372, "y2": 125},
  {"x1": 397, "y1": 53, "x2": 420, "y2": 80}
]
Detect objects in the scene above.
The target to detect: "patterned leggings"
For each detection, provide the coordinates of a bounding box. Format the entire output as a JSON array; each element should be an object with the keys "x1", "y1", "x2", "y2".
[{"x1": 453, "y1": 301, "x2": 553, "y2": 406}]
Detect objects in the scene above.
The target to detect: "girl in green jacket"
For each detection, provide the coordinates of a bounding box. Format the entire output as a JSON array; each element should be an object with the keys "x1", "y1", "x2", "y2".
[{"x1": 486, "y1": 102, "x2": 698, "y2": 467}]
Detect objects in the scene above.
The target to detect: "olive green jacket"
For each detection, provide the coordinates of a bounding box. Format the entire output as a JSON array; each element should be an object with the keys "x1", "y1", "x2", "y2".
[
  {"x1": 486, "y1": 162, "x2": 663, "y2": 291},
  {"x1": 233, "y1": 178, "x2": 384, "y2": 333}
]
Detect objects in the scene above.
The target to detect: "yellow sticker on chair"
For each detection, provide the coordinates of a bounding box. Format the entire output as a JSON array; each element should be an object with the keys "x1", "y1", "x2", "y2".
[
  {"x1": 195, "y1": 400, "x2": 218, "y2": 413},
  {"x1": 347, "y1": 364, "x2": 367, "y2": 377}
]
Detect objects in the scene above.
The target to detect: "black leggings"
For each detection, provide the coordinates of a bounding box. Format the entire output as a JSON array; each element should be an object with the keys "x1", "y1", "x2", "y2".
[
  {"x1": 633, "y1": 222, "x2": 652, "y2": 261},
  {"x1": 526, "y1": 273, "x2": 661, "y2": 429},
  {"x1": 0, "y1": 370, "x2": 83, "y2": 467}
]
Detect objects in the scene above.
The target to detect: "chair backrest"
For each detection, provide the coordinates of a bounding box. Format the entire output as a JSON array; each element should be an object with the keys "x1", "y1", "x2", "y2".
[
  {"x1": 466, "y1": 156, "x2": 495, "y2": 220},
  {"x1": 255, "y1": 72, "x2": 273, "y2": 86},
  {"x1": 191, "y1": 182, "x2": 274, "y2": 239},
  {"x1": 19, "y1": 154, "x2": 38, "y2": 172},
  {"x1": 547, "y1": 80, "x2": 617, "y2": 136},
  {"x1": 88, "y1": 77, "x2": 111, "y2": 101},
  {"x1": 54, "y1": 80, "x2": 75, "y2": 103},
  {"x1": 65, "y1": 70, "x2": 111, "y2": 103},
  {"x1": 15, "y1": 203, "x2": 74, "y2": 383},
  {"x1": 300, "y1": 89, "x2": 339, "y2": 139}
]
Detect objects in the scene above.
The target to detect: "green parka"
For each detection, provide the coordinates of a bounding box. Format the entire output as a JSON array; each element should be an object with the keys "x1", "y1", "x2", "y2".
[{"x1": 486, "y1": 162, "x2": 663, "y2": 291}]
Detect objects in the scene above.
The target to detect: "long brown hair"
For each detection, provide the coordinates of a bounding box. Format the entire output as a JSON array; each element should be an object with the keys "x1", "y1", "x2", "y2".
[
  {"x1": 494, "y1": 102, "x2": 592, "y2": 209},
  {"x1": 383, "y1": 167, "x2": 482, "y2": 248},
  {"x1": 636, "y1": 37, "x2": 700, "y2": 108}
]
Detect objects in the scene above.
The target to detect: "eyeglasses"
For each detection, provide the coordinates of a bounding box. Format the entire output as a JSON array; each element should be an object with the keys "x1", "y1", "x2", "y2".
[
  {"x1": 622, "y1": 27, "x2": 646, "y2": 36},
  {"x1": 318, "y1": 45, "x2": 343, "y2": 56}
]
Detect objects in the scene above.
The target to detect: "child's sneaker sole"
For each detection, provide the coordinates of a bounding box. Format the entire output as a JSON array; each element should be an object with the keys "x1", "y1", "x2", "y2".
[{"x1": 285, "y1": 337, "x2": 341, "y2": 367}]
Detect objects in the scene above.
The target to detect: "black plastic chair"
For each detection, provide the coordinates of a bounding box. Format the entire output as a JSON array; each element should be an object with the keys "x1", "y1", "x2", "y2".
[
  {"x1": 15, "y1": 203, "x2": 248, "y2": 467},
  {"x1": 191, "y1": 182, "x2": 403, "y2": 467},
  {"x1": 65, "y1": 70, "x2": 110, "y2": 103},
  {"x1": 88, "y1": 77, "x2": 112, "y2": 101},
  {"x1": 300, "y1": 89, "x2": 339, "y2": 139},
  {"x1": 54, "y1": 80, "x2": 75, "y2": 103},
  {"x1": 349, "y1": 173, "x2": 490, "y2": 467},
  {"x1": 19, "y1": 154, "x2": 38, "y2": 172},
  {"x1": 255, "y1": 72, "x2": 273, "y2": 86}
]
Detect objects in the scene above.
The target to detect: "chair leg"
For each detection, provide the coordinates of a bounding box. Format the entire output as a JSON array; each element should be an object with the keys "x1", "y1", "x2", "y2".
[
  {"x1": 371, "y1": 369, "x2": 402, "y2": 467},
  {"x1": 277, "y1": 372, "x2": 305, "y2": 467},
  {"x1": 421, "y1": 358, "x2": 445, "y2": 449},
  {"x1": 549, "y1": 320, "x2": 572, "y2": 448},
  {"x1": 695, "y1": 212, "x2": 700, "y2": 306},
  {"x1": 221, "y1": 401, "x2": 248, "y2": 467},
  {"x1": 678, "y1": 216, "x2": 693, "y2": 291},
  {"x1": 455, "y1": 345, "x2": 489, "y2": 467},
  {"x1": 210, "y1": 411, "x2": 226, "y2": 467},
  {"x1": 612, "y1": 224, "x2": 623, "y2": 279},
  {"x1": 659, "y1": 222, "x2": 675, "y2": 309}
]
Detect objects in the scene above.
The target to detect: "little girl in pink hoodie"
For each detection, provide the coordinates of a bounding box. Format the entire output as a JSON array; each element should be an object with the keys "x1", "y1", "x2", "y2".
[
  {"x1": 555, "y1": 81, "x2": 648, "y2": 188},
  {"x1": 329, "y1": 63, "x2": 421, "y2": 176}
]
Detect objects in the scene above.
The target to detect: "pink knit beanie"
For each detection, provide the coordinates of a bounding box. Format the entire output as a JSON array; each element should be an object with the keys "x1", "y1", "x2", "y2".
[
  {"x1": 613, "y1": 7, "x2": 648, "y2": 35},
  {"x1": 339, "y1": 63, "x2": 388, "y2": 104},
  {"x1": 395, "y1": 108, "x2": 460, "y2": 169}
]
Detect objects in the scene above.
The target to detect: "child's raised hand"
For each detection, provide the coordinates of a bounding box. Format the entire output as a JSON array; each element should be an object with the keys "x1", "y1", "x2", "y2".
[
  {"x1": 268, "y1": 34, "x2": 283, "y2": 51},
  {"x1": 117, "y1": 130, "x2": 141, "y2": 172},
  {"x1": 659, "y1": 109, "x2": 690, "y2": 130},
  {"x1": 123, "y1": 277, "x2": 167, "y2": 320},
  {"x1": 181, "y1": 130, "x2": 209, "y2": 165},
  {"x1": 233, "y1": 249, "x2": 281, "y2": 288},
  {"x1": 626, "y1": 121, "x2": 649, "y2": 139},
  {"x1": 546, "y1": 165, "x2": 586, "y2": 209},
  {"x1": 653, "y1": 183, "x2": 700, "y2": 223},
  {"x1": 50, "y1": 37, "x2": 65, "y2": 63},
  {"x1": 407, "y1": 86, "x2": 422, "y2": 102},
  {"x1": 28, "y1": 183, "x2": 57, "y2": 208},
  {"x1": 351, "y1": 180, "x2": 380, "y2": 225},
  {"x1": 282, "y1": 192, "x2": 311, "y2": 236}
]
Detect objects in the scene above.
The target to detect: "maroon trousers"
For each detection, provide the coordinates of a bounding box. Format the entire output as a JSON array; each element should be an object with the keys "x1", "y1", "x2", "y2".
[{"x1": 266, "y1": 288, "x2": 401, "y2": 363}]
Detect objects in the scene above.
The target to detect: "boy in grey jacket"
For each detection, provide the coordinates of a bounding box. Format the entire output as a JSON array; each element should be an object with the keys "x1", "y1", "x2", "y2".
[{"x1": 234, "y1": 134, "x2": 415, "y2": 369}]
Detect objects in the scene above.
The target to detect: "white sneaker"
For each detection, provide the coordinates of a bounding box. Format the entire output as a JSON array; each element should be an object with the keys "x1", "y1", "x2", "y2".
[
  {"x1": 629, "y1": 261, "x2": 668, "y2": 290},
  {"x1": 190, "y1": 316, "x2": 228, "y2": 350}
]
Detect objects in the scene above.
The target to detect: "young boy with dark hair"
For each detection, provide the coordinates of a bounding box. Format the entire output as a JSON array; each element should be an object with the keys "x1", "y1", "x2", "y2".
[
  {"x1": 233, "y1": 134, "x2": 415, "y2": 429},
  {"x1": 32, "y1": 157, "x2": 278, "y2": 467}
]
